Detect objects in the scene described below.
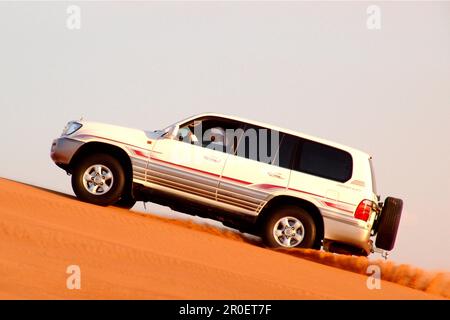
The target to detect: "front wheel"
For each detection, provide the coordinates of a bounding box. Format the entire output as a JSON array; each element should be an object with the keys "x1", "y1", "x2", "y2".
[
  {"x1": 261, "y1": 205, "x2": 317, "y2": 249},
  {"x1": 71, "y1": 153, "x2": 125, "y2": 206}
]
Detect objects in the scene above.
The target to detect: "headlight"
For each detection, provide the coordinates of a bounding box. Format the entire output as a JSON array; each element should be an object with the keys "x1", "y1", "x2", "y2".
[{"x1": 62, "y1": 121, "x2": 82, "y2": 136}]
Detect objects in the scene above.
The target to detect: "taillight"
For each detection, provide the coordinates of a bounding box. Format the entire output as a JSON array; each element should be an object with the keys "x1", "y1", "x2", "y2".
[{"x1": 354, "y1": 199, "x2": 373, "y2": 221}]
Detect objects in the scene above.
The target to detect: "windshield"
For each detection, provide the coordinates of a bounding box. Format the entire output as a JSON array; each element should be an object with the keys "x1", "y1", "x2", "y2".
[
  {"x1": 153, "y1": 121, "x2": 177, "y2": 137},
  {"x1": 159, "y1": 125, "x2": 173, "y2": 137}
]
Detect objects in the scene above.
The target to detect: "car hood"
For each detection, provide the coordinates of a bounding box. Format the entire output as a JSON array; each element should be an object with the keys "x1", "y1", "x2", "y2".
[{"x1": 70, "y1": 121, "x2": 161, "y2": 150}]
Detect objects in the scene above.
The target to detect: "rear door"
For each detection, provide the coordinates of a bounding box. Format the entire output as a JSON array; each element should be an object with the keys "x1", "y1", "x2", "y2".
[
  {"x1": 217, "y1": 123, "x2": 297, "y2": 215},
  {"x1": 288, "y1": 139, "x2": 356, "y2": 212}
]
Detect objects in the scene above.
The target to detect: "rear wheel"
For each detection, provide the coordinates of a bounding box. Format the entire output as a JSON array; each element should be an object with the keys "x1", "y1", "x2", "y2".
[
  {"x1": 72, "y1": 153, "x2": 125, "y2": 206},
  {"x1": 375, "y1": 197, "x2": 403, "y2": 251},
  {"x1": 261, "y1": 205, "x2": 316, "y2": 249}
]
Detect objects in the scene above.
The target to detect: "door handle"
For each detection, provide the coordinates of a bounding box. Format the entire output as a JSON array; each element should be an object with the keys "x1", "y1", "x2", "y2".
[
  {"x1": 267, "y1": 171, "x2": 285, "y2": 179},
  {"x1": 203, "y1": 155, "x2": 221, "y2": 163}
]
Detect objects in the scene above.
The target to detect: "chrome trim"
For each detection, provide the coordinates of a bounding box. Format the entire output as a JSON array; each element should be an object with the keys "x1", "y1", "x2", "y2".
[
  {"x1": 137, "y1": 158, "x2": 272, "y2": 214},
  {"x1": 217, "y1": 181, "x2": 270, "y2": 213},
  {"x1": 143, "y1": 160, "x2": 218, "y2": 201},
  {"x1": 148, "y1": 162, "x2": 218, "y2": 188},
  {"x1": 135, "y1": 179, "x2": 259, "y2": 217},
  {"x1": 148, "y1": 174, "x2": 217, "y2": 200},
  {"x1": 321, "y1": 208, "x2": 365, "y2": 228},
  {"x1": 131, "y1": 157, "x2": 148, "y2": 182}
]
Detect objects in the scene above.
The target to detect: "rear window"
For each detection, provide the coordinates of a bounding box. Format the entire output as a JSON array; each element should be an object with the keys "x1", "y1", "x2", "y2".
[{"x1": 295, "y1": 140, "x2": 353, "y2": 182}]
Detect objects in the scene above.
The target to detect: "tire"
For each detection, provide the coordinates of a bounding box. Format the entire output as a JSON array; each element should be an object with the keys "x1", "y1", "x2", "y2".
[
  {"x1": 114, "y1": 195, "x2": 136, "y2": 210},
  {"x1": 71, "y1": 153, "x2": 126, "y2": 206},
  {"x1": 261, "y1": 205, "x2": 316, "y2": 249},
  {"x1": 375, "y1": 197, "x2": 403, "y2": 251}
]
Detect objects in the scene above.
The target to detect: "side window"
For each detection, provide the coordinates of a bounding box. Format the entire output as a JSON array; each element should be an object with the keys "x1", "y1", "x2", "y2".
[
  {"x1": 273, "y1": 133, "x2": 299, "y2": 169},
  {"x1": 235, "y1": 124, "x2": 280, "y2": 164},
  {"x1": 177, "y1": 117, "x2": 243, "y2": 153},
  {"x1": 177, "y1": 121, "x2": 200, "y2": 145},
  {"x1": 295, "y1": 140, "x2": 353, "y2": 182},
  {"x1": 202, "y1": 118, "x2": 244, "y2": 153}
]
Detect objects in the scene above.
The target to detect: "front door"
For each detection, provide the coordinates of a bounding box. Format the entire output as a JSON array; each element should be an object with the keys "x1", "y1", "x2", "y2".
[{"x1": 146, "y1": 118, "x2": 229, "y2": 202}]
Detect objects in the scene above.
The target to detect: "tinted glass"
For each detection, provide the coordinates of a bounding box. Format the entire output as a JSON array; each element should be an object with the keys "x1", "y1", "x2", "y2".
[
  {"x1": 274, "y1": 134, "x2": 299, "y2": 169},
  {"x1": 236, "y1": 124, "x2": 280, "y2": 164},
  {"x1": 232, "y1": 124, "x2": 300, "y2": 169},
  {"x1": 296, "y1": 140, "x2": 352, "y2": 182},
  {"x1": 177, "y1": 116, "x2": 244, "y2": 153}
]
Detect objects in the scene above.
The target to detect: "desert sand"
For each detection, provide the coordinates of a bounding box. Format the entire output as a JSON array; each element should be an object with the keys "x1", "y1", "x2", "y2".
[{"x1": 0, "y1": 178, "x2": 446, "y2": 299}]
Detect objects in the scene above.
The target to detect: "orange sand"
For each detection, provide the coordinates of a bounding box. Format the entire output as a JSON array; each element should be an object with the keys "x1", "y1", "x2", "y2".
[{"x1": 0, "y1": 178, "x2": 445, "y2": 299}]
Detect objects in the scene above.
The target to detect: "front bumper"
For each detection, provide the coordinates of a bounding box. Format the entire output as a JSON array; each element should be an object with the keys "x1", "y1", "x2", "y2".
[{"x1": 50, "y1": 137, "x2": 84, "y2": 168}]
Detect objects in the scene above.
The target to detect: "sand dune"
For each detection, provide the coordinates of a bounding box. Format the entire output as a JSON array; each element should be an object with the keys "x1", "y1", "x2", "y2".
[{"x1": 0, "y1": 178, "x2": 446, "y2": 299}]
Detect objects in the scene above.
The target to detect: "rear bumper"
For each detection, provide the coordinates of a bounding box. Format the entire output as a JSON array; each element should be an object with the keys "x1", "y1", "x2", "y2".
[
  {"x1": 322, "y1": 210, "x2": 373, "y2": 253},
  {"x1": 50, "y1": 137, "x2": 84, "y2": 168}
]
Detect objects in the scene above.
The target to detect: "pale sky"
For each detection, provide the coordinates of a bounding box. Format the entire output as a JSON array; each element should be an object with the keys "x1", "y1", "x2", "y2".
[{"x1": 0, "y1": 1, "x2": 449, "y2": 270}]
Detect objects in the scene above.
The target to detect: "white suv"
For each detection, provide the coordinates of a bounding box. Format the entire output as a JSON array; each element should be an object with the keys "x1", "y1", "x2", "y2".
[{"x1": 51, "y1": 113, "x2": 403, "y2": 256}]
